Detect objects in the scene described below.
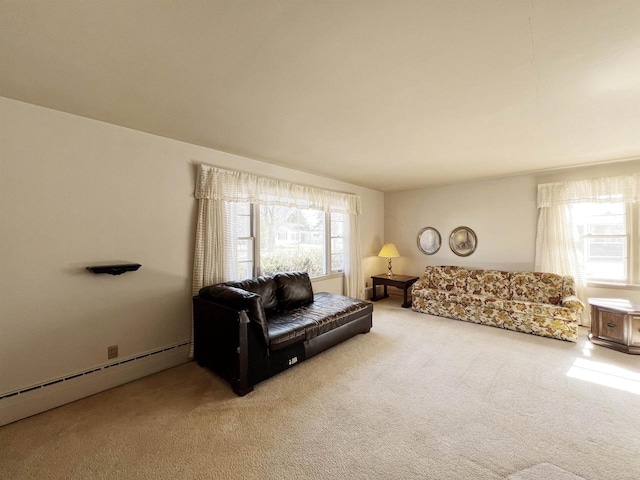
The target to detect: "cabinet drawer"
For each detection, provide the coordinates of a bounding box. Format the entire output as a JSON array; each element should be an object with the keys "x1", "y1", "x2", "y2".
[
  {"x1": 631, "y1": 316, "x2": 640, "y2": 347},
  {"x1": 598, "y1": 311, "x2": 626, "y2": 344}
]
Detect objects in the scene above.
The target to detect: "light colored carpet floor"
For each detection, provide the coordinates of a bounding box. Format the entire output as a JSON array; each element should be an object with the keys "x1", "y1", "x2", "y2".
[{"x1": 1, "y1": 298, "x2": 639, "y2": 479}]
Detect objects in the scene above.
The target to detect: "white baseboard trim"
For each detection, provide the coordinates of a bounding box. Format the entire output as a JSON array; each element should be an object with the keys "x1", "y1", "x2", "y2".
[{"x1": 0, "y1": 341, "x2": 191, "y2": 426}]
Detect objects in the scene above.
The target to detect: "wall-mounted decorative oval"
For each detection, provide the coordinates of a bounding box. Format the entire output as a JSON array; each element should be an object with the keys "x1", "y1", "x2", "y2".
[
  {"x1": 417, "y1": 227, "x2": 441, "y2": 255},
  {"x1": 449, "y1": 227, "x2": 477, "y2": 257}
]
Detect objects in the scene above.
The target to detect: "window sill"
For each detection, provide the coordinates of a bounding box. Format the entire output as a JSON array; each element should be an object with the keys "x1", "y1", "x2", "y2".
[
  {"x1": 587, "y1": 281, "x2": 640, "y2": 291},
  {"x1": 310, "y1": 272, "x2": 344, "y2": 282}
]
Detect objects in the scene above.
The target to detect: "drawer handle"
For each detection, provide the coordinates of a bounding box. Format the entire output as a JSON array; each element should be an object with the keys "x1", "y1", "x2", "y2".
[{"x1": 607, "y1": 322, "x2": 617, "y2": 328}]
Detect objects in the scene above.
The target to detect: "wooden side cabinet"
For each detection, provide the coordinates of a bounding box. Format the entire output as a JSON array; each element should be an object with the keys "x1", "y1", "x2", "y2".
[{"x1": 589, "y1": 298, "x2": 640, "y2": 355}]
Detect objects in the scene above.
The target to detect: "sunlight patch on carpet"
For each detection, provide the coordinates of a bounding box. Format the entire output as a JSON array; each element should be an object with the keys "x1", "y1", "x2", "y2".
[
  {"x1": 508, "y1": 462, "x2": 586, "y2": 480},
  {"x1": 567, "y1": 358, "x2": 640, "y2": 395}
]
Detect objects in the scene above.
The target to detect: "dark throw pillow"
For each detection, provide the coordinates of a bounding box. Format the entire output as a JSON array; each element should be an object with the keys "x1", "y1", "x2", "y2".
[
  {"x1": 224, "y1": 275, "x2": 278, "y2": 311},
  {"x1": 274, "y1": 271, "x2": 314, "y2": 311}
]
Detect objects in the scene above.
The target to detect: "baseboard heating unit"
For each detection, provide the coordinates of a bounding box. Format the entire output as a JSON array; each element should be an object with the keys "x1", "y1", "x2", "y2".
[{"x1": 0, "y1": 341, "x2": 191, "y2": 426}]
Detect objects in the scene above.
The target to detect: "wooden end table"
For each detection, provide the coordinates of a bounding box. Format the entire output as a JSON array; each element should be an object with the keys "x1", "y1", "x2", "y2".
[
  {"x1": 371, "y1": 274, "x2": 419, "y2": 308},
  {"x1": 589, "y1": 298, "x2": 640, "y2": 355}
]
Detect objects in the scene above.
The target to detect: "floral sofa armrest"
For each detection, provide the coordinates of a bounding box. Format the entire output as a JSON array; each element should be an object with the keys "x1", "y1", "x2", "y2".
[
  {"x1": 561, "y1": 295, "x2": 584, "y2": 312},
  {"x1": 412, "y1": 277, "x2": 429, "y2": 291}
]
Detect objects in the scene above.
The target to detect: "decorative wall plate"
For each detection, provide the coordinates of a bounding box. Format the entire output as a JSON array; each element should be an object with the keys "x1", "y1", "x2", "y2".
[
  {"x1": 449, "y1": 226, "x2": 477, "y2": 257},
  {"x1": 417, "y1": 227, "x2": 441, "y2": 255}
]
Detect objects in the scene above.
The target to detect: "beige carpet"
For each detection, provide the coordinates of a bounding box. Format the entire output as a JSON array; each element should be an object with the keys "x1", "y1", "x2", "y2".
[
  {"x1": 1, "y1": 298, "x2": 639, "y2": 479},
  {"x1": 507, "y1": 462, "x2": 586, "y2": 480}
]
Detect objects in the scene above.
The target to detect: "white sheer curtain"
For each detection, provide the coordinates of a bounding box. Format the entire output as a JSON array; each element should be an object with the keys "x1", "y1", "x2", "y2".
[
  {"x1": 192, "y1": 199, "x2": 238, "y2": 295},
  {"x1": 535, "y1": 173, "x2": 639, "y2": 327},
  {"x1": 193, "y1": 164, "x2": 363, "y2": 291},
  {"x1": 344, "y1": 212, "x2": 364, "y2": 299},
  {"x1": 192, "y1": 164, "x2": 364, "y2": 352}
]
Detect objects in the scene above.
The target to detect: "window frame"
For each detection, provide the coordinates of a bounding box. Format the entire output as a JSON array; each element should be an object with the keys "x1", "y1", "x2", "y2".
[
  {"x1": 576, "y1": 201, "x2": 639, "y2": 288},
  {"x1": 235, "y1": 203, "x2": 345, "y2": 280}
]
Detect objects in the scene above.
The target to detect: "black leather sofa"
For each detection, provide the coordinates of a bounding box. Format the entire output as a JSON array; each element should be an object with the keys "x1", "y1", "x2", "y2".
[{"x1": 193, "y1": 271, "x2": 373, "y2": 395}]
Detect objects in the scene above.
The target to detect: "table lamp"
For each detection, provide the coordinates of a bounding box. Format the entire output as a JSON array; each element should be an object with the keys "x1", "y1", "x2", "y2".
[{"x1": 378, "y1": 243, "x2": 400, "y2": 277}]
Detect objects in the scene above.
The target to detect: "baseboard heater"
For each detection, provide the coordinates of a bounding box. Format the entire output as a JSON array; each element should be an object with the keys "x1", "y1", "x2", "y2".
[
  {"x1": 0, "y1": 340, "x2": 191, "y2": 401},
  {"x1": 0, "y1": 341, "x2": 191, "y2": 425}
]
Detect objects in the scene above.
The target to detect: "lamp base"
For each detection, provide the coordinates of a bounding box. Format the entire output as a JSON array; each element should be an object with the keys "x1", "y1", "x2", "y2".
[{"x1": 387, "y1": 258, "x2": 394, "y2": 278}]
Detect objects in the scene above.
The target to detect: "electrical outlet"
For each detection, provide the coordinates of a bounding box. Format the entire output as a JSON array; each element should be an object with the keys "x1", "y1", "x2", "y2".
[{"x1": 107, "y1": 345, "x2": 118, "y2": 359}]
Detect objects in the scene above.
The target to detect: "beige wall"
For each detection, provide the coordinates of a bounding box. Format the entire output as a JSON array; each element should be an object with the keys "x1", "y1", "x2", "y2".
[
  {"x1": 385, "y1": 175, "x2": 539, "y2": 276},
  {"x1": 384, "y1": 159, "x2": 640, "y2": 302},
  {"x1": 0, "y1": 97, "x2": 384, "y2": 395}
]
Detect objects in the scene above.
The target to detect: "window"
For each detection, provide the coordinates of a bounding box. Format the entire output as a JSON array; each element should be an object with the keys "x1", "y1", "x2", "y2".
[
  {"x1": 235, "y1": 202, "x2": 254, "y2": 280},
  {"x1": 330, "y1": 212, "x2": 346, "y2": 272},
  {"x1": 572, "y1": 201, "x2": 638, "y2": 284},
  {"x1": 233, "y1": 204, "x2": 345, "y2": 279}
]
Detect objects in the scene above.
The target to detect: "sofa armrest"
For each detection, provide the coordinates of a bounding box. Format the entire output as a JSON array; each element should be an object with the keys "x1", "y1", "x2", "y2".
[
  {"x1": 412, "y1": 278, "x2": 429, "y2": 291},
  {"x1": 561, "y1": 295, "x2": 584, "y2": 311},
  {"x1": 193, "y1": 297, "x2": 264, "y2": 395},
  {"x1": 198, "y1": 285, "x2": 269, "y2": 346}
]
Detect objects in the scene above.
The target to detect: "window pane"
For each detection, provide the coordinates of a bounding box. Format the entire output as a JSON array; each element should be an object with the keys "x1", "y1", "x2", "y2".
[
  {"x1": 331, "y1": 254, "x2": 344, "y2": 271},
  {"x1": 573, "y1": 202, "x2": 627, "y2": 282},
  {"x1": 330, "y1": 213, "x2": 346, "y2": 272},
  {"x1": 237, "y1": 214, "x2": 251, "y2": 238},
  {"x1": 331, "y1": 237, "x2": 344, "y2": 254},
  {"x1": 234, "y1": 203, "x2": 253, "y2": 279},
  {"x1": 588, "y1": 223, "x2": 625, "y2": 235},
  {"x1": 331, "y1": 221, "x2": 344, "y2": 237},
  {"x1": 259, "y1": 205, "x2": 325, "y2": 277},
  {"x1": 237, "y1": 238, "x2": 254, "y2": 262},
  {"x1": 237, "y1": 261, "x2": 253, "y2": 280},
  {"x1": 583, "y1": 237, "x2": 627, "y2": 281},
  {"x1": 235, "y1": 202, "x2": 250, "y2": 215},
  {"x1": 588, "y1": 238, "x2": 624, "y2": 258}
]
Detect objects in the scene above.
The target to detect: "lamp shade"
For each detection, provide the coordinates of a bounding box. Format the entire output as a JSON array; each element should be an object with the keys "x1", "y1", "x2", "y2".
[{"x1": 378, "y1": 243, "x2": 400, "y2": 258}]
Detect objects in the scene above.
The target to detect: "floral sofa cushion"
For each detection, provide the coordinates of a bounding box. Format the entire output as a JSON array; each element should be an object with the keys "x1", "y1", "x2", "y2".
[
  {"x1": 428, "y1": 265, "x2": 467, "y2": 292},
  {"x1": 468, "y1": 269, "x2": 511, "y2": 298},
  {"x1": 417, "y1": 288, "x2": 506, "y2": 310},
  {"x1": 510, "y1": 271, "x2": 564, "y2": 305}
]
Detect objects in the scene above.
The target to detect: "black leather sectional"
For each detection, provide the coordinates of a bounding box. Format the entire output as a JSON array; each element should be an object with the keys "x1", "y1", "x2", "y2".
[{"x1": 193, "y1": 271, "x2": 373, "y2": 395}]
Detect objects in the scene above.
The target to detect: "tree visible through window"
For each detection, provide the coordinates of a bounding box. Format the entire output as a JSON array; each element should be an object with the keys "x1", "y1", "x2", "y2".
[
  {"x1": 233, "y1": 203, "x2": 345, "y2": 279},
  {"x1": 259, "y1": 205, "x2": 325, "y2": 276}
]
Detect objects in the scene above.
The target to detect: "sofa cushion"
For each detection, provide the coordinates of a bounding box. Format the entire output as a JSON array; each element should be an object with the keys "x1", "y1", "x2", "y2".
[
  {"x1": 274, "y1": 271, "x2": 314, "y2": 310},
  {"x1": 413, "y1": 287, "x2": 505, "y2": 310},
  {"x1": 224, "y1": 275, "x2": 278, "y2": 311},
  {"x1": 468, "y1": 269, "x2": 511, "y2": 299},
  {"x1": 510, "y1": 272, "x2": 563, "y2": 305},
  {"x1": 267, "y1": 292, "x2": 371, "y2": 351},
  {"x1": 429, "y1": 266, "x2": 468, "y2": 292},
  {"x1": 505, "y1": 299, "x2": 578, "y2": 321}
]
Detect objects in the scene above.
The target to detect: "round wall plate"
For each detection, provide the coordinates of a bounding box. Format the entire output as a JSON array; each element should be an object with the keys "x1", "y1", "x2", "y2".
[
  {"x1": 417, "y1": 227, "x2": 441, "y2": 255},
  {"x1": 449, "y1": 226, "x2": 477, "y2": 257}
]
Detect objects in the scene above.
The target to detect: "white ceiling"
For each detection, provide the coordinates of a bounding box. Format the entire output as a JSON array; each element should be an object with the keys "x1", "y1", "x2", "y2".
[{"x1": 1, "y1": 0, "x2": 639, "y2": 192}]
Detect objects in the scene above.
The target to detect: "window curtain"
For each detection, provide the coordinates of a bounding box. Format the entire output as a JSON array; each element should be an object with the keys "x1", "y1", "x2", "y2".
[
  {"x1": 191, "y1": 164, "x2": 364, "y2": 355},
  {"x1": 535, "y1": 173, "x2": 639, "y2": 327},
  {"x1": 344, "y1": 212, "x2": 364, "y2": 300},
  {"x1": 192, "y1": 199, "x2": 238, "y2": 294}
]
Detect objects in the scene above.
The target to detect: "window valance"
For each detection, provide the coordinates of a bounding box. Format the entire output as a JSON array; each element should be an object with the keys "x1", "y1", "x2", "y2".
[
  {"x1": 537, "y1": 173, "x2": 639, "y2": 208},
  {"x1": 195, "y1": 164, "x2": 361, "y2": 215}
]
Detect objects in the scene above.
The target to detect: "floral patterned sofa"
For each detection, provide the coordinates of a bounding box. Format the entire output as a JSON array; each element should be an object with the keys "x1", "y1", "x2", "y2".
[{"x1": 411, "y1": 266, "x2": 584, "y2": 342}]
